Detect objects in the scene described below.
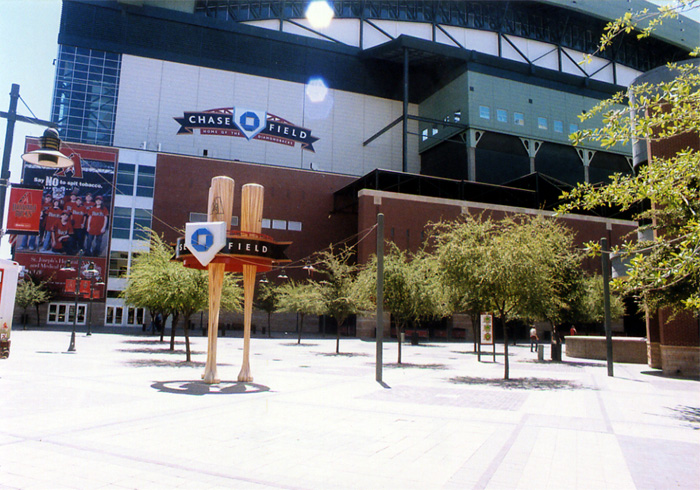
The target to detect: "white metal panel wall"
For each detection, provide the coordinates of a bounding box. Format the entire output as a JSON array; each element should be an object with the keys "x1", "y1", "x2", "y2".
[
  {"x1": 241, "y1": 18, "x2": 643, "y2": 87},
  {"x1": 113, "y1": 55, "x2": 418, "y2": 176}
]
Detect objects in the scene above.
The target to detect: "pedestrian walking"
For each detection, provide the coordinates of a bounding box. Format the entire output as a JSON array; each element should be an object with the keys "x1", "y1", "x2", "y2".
[{"x1": 530, "y1": 326, "x2": 538, "y2": 352}]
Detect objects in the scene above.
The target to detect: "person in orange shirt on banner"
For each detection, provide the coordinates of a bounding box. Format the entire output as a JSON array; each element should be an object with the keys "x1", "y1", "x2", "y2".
[{"x1": 85, "y1": 195, "x2": 109, "y2": 256}]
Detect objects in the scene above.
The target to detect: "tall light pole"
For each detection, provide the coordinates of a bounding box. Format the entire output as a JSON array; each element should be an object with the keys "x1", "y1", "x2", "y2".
[
  {"x1": 0, "y1": 83, "x2": 72, "y2": 233},
  {"x1": 60, "y1": 254, "x2": 99, "y2": 352}
]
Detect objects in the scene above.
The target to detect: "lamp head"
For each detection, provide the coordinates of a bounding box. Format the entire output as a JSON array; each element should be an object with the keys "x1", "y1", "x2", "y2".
[{"x1": 22, "y1": 128, "x2": 74, "y2": 168}]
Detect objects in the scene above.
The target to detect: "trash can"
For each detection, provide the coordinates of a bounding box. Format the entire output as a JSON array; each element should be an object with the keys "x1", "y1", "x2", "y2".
[
  {"x1": 551, "y1": 343, "x2": 562, "y2": 362},
  {"x1": 537, "y1": 345, "x2": 544, "y2": 361},
  {"x1": 0, "y1": 259, "x2": 22, "y2": 360}
]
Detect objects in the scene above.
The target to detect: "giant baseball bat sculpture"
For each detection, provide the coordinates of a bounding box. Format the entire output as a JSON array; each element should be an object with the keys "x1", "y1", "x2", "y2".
[
  {"x1": 202, "y1": 176, "x2": 235, "y2": 384},
  {"x1": 238, "y1": 183, "x2": 264, "y2": 382}
]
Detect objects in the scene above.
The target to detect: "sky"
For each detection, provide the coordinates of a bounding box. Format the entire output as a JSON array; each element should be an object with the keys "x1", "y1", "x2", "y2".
[
  {"x1": 0, "y1": 0, "x2": 62, "y2": 259},
  {"x1": 0, "y1": 0, "x2": 698, "y2": 260}
]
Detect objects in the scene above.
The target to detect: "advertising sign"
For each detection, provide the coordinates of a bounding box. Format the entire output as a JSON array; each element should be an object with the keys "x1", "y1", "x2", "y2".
[
  {"x1": 6, "y1": 186, "x2": 43, "y2": 235},
  {"x1": 185, "y1": 221, "x2": 227, "y2": 267},
  {"x1": 14, "y1": 140, "x2": 117, "y2": 297},
  {"x1": 480, "y1": 314, "x2": 494, "y2": 345}
]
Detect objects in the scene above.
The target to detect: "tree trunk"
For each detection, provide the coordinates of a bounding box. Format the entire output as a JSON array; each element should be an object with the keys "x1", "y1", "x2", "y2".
[
  {"x1": 169, "y1": 312, "x2": 180, "y2": 351},
  {"x1": 297, "y1": 313, "x2": 305, "y2": 344},
  {"x1": 397, "y1": 324, "x2": 404, "y2": 364},
  {"x1": 35, "y1": 305, "x2": 41, "y2": 327},
  {"x1": 159, "y1": 313, "x2": 167, "y2": 342},
  {"x1": 471, "y1": 313, "x2": 479, "y2": 353},
  {"x1": 500, "y1": 315, "x2": 509, "y2": 380},
  {"x1": 267, "y1": 311, "x2": 272, "y2": 337},
  {"x1": 335, "y1": 319, "x2": 343, "y2": 354},
  {"x1": 183, "y1": 315, "x2": 191, "y2": 362},
  {"x1": 22, "y1": 307, "x2": 28, "y2": 330}
]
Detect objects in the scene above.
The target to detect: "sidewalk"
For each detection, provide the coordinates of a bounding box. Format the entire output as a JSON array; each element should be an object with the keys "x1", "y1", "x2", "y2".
[{"x1": 1, "y1": 330, "x2": 698, "y2": 489}]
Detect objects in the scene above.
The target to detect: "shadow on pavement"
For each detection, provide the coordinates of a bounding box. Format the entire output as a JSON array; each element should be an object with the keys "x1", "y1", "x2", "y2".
[
  {"x1": 315, "y1": 352, "x2": 370, "y2": 357},
  {"x1": 384, "y1": 362, "x2": 449, "y2": 370},
  {"x1": 151, "y1": 380, "x2": 270, "y2": 396},
  {"x1": 118, "y1": 347, "x2": 205, "y2": 355},
  {"x1": 449, "y1": 376, "x2": 594, "y2": 390},
  {"x1": 127, "y1": 359, "x2": 208, "y2": 368},
  {"x1": 667, "y1": 405, "x2": 700, "y2": 429},
  {"x1": 518, "y1": 359, "x2": 606, "y2": 368},
  {"x1": 641, "y1": 370, "x2": 700, "y2": 382},
  {"x1": 122, "y1": 339, "x2": 186, "y2": 346}
]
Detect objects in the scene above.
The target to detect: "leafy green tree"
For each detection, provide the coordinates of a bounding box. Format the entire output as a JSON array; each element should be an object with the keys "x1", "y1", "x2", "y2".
[
  {"x1": 432, "y1": 217, "x2": 495, "y2": 352},
  {"x1": 276, "y1": 279, "x2": 325, "y2": 344},
  {"x1": 314, "y1": 246, "x2": 363, "y2": 354},
  {"x1": 434, "y1": 215, "x2": 581, "y2": 379},
  {"x1": 357, "y1": 244, "x2": 449, "y2": 363},
  {"x1": 574, "y1": 274, "x2": 626, "y2": 330},
  {"x1": 123, "y1": 230, "x2": 242, "y2": 361},
  {"x1": 254, "y1": 281, "x2": 279, "y2": 337},
  {"x1": 14, "y1": 275, "x2": 52, "y2": 329},
  {"x1": 559, "y1": 3, "x2": 700, "y2": 313}
]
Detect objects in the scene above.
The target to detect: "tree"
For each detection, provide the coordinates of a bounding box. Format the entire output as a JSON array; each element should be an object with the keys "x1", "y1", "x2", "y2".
[
  {"x1": 559, "y1": 3, "x2": 700, "y2": 312},
  {"x1": 314, "y1": 246, "x2": 363, "y2": 354},
  {"x1": 575, "y1": 274, "x2": 626, "y2": 330},
  {"x1": 276, "y1": 279, "x2": 325, "y2": 344},
  {"x1": 433, "y1": 214, "x2": 581, "y2": 379},
  {"x1": 123, "y1": 230, "x2": 242, "y2": 361},
  {"x1": 432, "y1": 217, "x2": 495, "y2": 353},
  {"x1": 14, "y1": 276, "x2": 51, "y2": 329},
  {"x1": 357, "y1": 243, "x2": 449, "y2": 363},
  {"x1": 254, "y1": 281, "x2": 279, "y2": 337}
]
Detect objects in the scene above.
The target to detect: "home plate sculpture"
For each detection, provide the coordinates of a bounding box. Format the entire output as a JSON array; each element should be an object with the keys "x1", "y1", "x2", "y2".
[{"x1": 175, "y1": 176, "x2": 290, "y2": 383}]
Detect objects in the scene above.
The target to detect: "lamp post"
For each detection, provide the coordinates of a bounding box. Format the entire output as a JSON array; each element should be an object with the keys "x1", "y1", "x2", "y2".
[
  {"x1": 1, "y1": 83, "x2": 73, "y2": 234},
  {"x1": 60, "y1": 254, "x2": 99, "y2": 352},
  {"x1": 85, "y1": 272, "x2": 104, "y2": 336}
]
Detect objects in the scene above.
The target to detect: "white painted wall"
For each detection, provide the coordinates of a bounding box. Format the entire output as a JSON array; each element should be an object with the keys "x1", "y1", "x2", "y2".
[{"x1": 113, "y1": 55, "x2": 420, "y2": 176}]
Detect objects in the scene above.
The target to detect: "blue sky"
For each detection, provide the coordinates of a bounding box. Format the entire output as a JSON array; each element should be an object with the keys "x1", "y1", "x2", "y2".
[
  {"x1": 0, "y1": 0, "x2": 697, "y2": 259},
  {"x1": 0, "y1": 0, "x2": 62, "y2": 258}
]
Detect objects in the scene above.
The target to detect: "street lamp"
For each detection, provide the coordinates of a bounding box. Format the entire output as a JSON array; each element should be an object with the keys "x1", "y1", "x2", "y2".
[
  {"x1": 60, "y1": 254, "x2": 99, "y2": 352},
  {"x1": 1, "y1": 84, "x2": 73, "y2": 234}
]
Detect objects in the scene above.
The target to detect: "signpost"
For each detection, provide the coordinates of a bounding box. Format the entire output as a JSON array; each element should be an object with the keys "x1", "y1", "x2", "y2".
[{"x1": 479, "y1": 313, "x2": 496, "y2": 362}]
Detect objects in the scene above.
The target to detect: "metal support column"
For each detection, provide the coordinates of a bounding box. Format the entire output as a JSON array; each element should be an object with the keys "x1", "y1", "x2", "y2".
[
  {"x1": 0, "y1": 84, "x2": 20, "y2": 231},
  {"x1": 402, "y1": 48, "x2": 409, "y2": 173},
  {"x1": 376, "y1": 213, "x2": 384, "y2": 383}
]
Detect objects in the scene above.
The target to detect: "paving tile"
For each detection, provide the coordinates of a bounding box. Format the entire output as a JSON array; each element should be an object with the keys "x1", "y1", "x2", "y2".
[{"x1": 1, "y1": 331, "x2": 699, "y2": 490}]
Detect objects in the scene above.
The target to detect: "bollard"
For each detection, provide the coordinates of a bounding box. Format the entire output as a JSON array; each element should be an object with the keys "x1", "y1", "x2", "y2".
[{"x1": 538, "y1": 344, "x2": 544, "y2": 361}]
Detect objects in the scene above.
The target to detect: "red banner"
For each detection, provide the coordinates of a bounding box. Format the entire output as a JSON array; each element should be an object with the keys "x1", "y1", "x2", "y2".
[
  {"x1": 79, "y1": 279, "x2": 91, "y2": 295},
  {"x1": 6, "y1": 186, "x2": 43, "y2": 234},
  {"x1": 65, "y1": 278, "x2": 76, "y2": 294}
]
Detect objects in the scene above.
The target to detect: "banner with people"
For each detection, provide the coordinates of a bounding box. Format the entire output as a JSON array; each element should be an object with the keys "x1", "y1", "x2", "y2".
[{"x1": 14, "y1": 139, "x2": 118, "y2": 295}]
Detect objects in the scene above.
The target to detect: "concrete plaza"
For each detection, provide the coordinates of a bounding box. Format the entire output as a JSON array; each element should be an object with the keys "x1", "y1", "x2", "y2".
[{"x1": 1, "y1": 329, "x2": 699, "y2": 489}]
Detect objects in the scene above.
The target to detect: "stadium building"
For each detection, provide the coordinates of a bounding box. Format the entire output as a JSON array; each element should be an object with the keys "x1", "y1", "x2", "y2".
[{"x1": 12, "y1": 1, "x2": 698, "y2": 361}]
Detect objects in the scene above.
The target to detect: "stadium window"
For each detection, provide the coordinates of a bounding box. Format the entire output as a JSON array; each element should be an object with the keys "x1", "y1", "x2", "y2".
[
  {"x1": 497, "y1": 109, "x2": 507, "y2": 123},
  {"x1": 569, "y1": 123, "x2": 579, "y2": 134},
  {"x1": 132, "y1": 209, "x2": 152, "y2": 240},
  {"x1": 422, "y1": 128, "x2": 428, "y2": 142},
  {"x1": 288, "y1": 221, "x2": 302, "y2": 231},
  {"x1": 272, "y1": 219, "x2": 286, "y2": 230},
  {"x1": 554, "y1": 120, "x2": 563, "y2": 133},
  {"x1": 116, "y1": 163, "x2": 135, "y2": 196},
  {"x1": 136, "y1": 166, "x2": 155, "y2": 198},
  {"x1": 111, "y1": 207, "x2": 131, "y2": 239},
  {"x1": 479, "y1": 106, "x2": 490, "y2": 119},
  {"x1": 108, "y1": 251, "x2": 129, "y2": 278},
  {"x1": 514, "y1": 112, "x2": 524, "y2": 126},
  {"x1": 189, "y1": 212, "x2": 207, "y2": 222},
  {"x1": 538, "y1": 117, "x2": 548, "y2": 130},
  {"x1": 454, "y1": 110, "x2": 461, "y2": 122},
  {"x1": 261, "y1": 219, "x2": 271, "y2": 229}
]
